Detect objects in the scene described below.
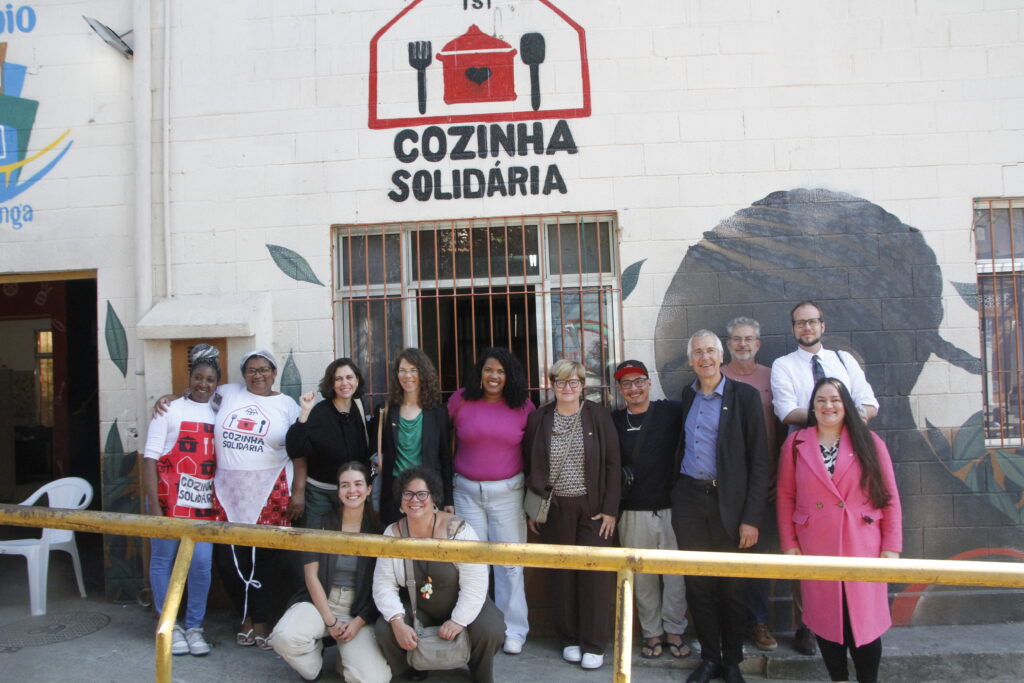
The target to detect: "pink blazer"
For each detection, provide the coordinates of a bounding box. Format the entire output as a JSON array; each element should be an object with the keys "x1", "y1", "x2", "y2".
[{"x1": 777, "y1": 427, "x2": 902, "y2": 646}]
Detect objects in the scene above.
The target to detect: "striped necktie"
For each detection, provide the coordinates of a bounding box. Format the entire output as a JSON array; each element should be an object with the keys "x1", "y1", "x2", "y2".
[{"x1": 812, "y1": 354, "x2": 825, "y2": 383}]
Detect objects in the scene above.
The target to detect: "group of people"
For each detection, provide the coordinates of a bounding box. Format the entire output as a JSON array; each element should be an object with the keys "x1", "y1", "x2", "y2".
[{"x1": 143, "y1": 298, "x2": 902, "y2": 683}]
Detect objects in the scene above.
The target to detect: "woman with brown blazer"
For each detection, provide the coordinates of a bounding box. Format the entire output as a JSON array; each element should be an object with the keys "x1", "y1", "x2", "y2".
[{"x1": 523, "y1": 359, "x2": 620, "y2": 671}]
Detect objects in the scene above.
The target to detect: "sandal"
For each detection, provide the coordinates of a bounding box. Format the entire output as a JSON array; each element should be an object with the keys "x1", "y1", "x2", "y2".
[
  {"x1": 640, "y1": 637, "x2": 664, "y2": 659},
  {"x1": 665, "y1": 634, "x2": 691, "y2": 659},
  {"x1": 235, "y1": 629, "x2": 255, "y2": 647},
  {"x1": 254, "y1": 635, "x2": 272, "y2": 651}
]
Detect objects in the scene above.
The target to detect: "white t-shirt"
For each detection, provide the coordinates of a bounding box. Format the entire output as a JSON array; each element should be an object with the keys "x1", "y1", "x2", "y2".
[
  {"x1": 144, "y1": 397, "x2": 216, "y2": 460},
  {"x1": 214, "y1": 383, "x2": 300, "y2": 472}
]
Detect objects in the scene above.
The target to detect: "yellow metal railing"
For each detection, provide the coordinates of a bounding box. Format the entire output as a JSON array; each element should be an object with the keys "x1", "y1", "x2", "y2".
[{"x1": 3, "y1": 503, "x2": 1023, "y2": 683}]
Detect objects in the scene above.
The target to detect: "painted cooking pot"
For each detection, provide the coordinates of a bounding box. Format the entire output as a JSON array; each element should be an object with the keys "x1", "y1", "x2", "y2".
[{"x1": 436, "y1": 24, "x2": 517, "y2": 105}]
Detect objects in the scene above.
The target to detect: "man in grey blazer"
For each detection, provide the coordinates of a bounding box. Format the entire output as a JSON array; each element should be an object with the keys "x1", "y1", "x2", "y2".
[{"x1": 671, "y1": 330, "x2": 771, "y2": 683}]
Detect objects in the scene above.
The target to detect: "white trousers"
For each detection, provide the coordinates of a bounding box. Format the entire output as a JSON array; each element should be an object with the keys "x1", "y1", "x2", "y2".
[
  {"x1": 618, "y1": 509, "x2": 689, "y2": 639},
  {"x1": 453, "y1": 472, "x2": 529, "y2": 643},
  {"x1": 270, "y1": 586, "x2": 391, "y2": 683}
]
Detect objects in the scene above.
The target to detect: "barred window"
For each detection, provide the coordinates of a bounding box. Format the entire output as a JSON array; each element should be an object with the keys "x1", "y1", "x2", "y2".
[
  {"x1": 974, "y1": 198, "x2": 1024, "y2": 443},
  {"x1": 332, "y1": 214, "x2": 623, "y2": 409}
]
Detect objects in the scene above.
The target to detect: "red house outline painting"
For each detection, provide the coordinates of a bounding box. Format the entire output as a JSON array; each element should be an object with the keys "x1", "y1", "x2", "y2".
[{"x1": 369, "y1": 0, "x2": 590, "y2": 129}]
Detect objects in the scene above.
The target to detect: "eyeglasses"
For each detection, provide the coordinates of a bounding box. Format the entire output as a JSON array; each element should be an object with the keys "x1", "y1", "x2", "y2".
[
  {"x1": 793, "y1": 318, "x2": 822, "y2": 328},
  {"x1": 401, "y1": 490, "x2": 431, "y2": 501},
  {"x1": 618, "y1": 378, "x2": 649, "y2": 389},
  {"x1": 398, "y1": 367, "x2": 419, "y2": 376},
  {"x1": 729, "y1": 336, "x2": 758, "y2": 344},
  {"x1": 553, "y1": 379, "x2": 582, "y2": 389},
  {"x1": 244, "y1": 367, "x2": 273, "y2": 376}
]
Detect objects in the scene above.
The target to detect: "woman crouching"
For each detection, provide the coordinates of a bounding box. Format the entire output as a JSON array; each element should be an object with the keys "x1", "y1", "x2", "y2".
[
  {"x1": 270, "y1": 462, "x2": 391, "y2": 682},
  {"x1": 373, "y1": 467, "x2": 505, "y2": 682}
]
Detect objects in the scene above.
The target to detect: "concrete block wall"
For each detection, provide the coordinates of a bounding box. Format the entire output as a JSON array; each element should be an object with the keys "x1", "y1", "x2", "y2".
[{"x1": 2, "y1": 0, "x2": 1022, "y2": 614}]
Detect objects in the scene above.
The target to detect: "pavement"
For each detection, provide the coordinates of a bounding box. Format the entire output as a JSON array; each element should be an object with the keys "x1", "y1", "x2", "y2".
[{"x1": 1, "y1": 544, "x2": 1022, "y2": 682}]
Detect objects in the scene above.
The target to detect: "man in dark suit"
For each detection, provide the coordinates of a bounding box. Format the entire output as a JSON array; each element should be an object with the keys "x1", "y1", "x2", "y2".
[{"x1": 671, "y1": 330, "x2": 771, "y2": 683}]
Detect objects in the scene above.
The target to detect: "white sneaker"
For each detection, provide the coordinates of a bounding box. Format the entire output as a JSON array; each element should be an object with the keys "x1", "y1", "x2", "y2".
[
  {"x1": 580, "y1": 653, "x2": 604, "y2": 670},
  {"x1": 171, "y1": 625, "x2": 189, "y2": 656},
  {"x1": 562, "y1": 645, "x2": 582, "y2": 662},
  {"x1": 503, "y1": 637, "x2": 524, "y2": 654},
  {"x1": 185, "y1": 627, "x2": 211, "y2": 656}
]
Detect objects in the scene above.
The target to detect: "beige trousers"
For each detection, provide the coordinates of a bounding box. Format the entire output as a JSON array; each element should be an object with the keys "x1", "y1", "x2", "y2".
[
  {"x1": 619, "y1": 509, "x2": 689, "y2": 639},
  {"x1": 270, "y1": 586, "x2": 391, "y2": 682}
]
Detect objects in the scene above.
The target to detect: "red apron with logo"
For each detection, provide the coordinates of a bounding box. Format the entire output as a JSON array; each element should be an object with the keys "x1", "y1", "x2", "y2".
[{"x1": 156, "y1": 420, "x2": 216, "y2": 519}]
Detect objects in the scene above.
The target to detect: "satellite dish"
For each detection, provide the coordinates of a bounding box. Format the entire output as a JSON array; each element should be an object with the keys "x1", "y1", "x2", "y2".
[{"x1": 83, "y1": 16, "x2": 133, "y2": 59}]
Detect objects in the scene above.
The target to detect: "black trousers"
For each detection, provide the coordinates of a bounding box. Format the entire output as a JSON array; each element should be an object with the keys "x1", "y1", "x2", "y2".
[
  {"x1": 214, "y1": 544, "x2": 280, "y2": 625},
  {"x1": 538, "y1": 494, "x2": 614, "y2": 655},
  {"x1": 816, "y1": 588, "x2": 882, "y2": 683},
  {"x1": 670, "y1": 476, "x2": 747, "y2": 666}
]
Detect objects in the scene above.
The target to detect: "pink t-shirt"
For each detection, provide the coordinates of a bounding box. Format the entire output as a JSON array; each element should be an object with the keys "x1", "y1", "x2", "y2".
[
  {"x1": 721, "y1": 362, "x2": 776, "y2": 448},
  {"x1": 448, "y1": 388, "x2": 535, "y2": 482}
]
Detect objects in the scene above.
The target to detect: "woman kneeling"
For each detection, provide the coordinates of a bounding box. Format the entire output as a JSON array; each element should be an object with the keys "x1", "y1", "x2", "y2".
[
  {"x1": 373, "y1": 467, "x2": 505, "y2": 682},
  {"x1": 270, "y1": 462, "x2": 391, "y2": 682}
]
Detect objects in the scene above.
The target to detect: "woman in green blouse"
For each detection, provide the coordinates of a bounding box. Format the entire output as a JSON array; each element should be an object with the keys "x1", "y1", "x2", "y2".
[{"x1": 373, "y1": 348, "x2": 452, "y2": 525}]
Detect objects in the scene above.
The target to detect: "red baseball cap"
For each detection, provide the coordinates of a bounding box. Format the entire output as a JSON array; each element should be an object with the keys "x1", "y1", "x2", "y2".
[{"x1": 614, "y1": 359, "x2": 649, "y2": 381}]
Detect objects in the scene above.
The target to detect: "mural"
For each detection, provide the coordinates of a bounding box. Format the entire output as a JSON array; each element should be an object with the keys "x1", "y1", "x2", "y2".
[
  {"x1": 267, "y1": 243, "x2": 325, "y2": 287},
  {"x1": 370, "y1": 0, "x2": 587, "y2": 203},
  {"x1": 368, "y1": 0, "x2": 589, "y2": 128},
  {"x1": 654, "y1": 188, "x2": 1024, "y2": 624},
  {"x1": 103, "y1": 302, "x2": 128, "y2": 377},
  {"x1": 101, "y1": 419, "x2": 144, "y2": 601},
  {"x1": 0, "y1": 30, "x2": 74, "y2": 228}
]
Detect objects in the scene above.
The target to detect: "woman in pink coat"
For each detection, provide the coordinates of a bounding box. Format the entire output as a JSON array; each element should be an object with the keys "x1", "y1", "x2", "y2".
[{"x1": 777, "y1": 378, "x2": 902, "y2": 683}]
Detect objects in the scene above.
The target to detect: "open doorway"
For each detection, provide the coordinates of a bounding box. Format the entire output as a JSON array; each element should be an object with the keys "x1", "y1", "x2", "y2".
[{"x1": 0, "y1": 276, "x2": 99, "y2": 505}]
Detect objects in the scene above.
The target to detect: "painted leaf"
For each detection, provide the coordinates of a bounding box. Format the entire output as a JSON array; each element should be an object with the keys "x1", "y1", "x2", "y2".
[
  {"x1": 949, "y1": 413, "x2": 1021, "y2": 522},
  {"x1": 621, "y1": 258, "x2": 646, "y2": 301},
  {"x1": 951, "y1": 281, "x2": 978, "y2": 311},
  {"x1": 994, "y1": 450, "x2": 1024, "y2": 491},
  {"x1": 104, "y1": 301, "x2": 128, "y2": 377},
  {"x1": 103, "y1": 420, "x2": 124, "y2": 486},
  {"x1": 281, "y1": 350, "x2": 302, "y2": 403},
  {"x1": 267, "y1": 244, "x2": 325, "y2": 286},
  {"x1": 951, "y1": 412, "x2": 984, "y2": 466},
  {"x1": 924, "y1": 419, "x2": 952, "y2": 463}
]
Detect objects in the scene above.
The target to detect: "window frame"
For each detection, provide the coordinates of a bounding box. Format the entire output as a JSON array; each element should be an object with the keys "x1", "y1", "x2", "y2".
[{"x1": 331, "y1": 213, "x2": 624, "y2": 407}]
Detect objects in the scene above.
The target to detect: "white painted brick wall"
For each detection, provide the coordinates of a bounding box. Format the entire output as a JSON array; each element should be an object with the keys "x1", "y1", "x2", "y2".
[{"x1": 2, "y1": 0, "x2": 1022, "y2": 452}]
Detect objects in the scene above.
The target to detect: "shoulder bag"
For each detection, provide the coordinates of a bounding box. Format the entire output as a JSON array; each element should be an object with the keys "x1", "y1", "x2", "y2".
[
  {"x1": 523, "y1": 428, "x2": 571, "y2": 524},
  {"x1": 397, "y1": 517, "x2": 471, "y2": 671}
]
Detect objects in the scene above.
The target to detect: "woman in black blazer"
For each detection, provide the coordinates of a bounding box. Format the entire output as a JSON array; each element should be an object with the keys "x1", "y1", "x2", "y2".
[
  {"x1": 373, "y1": 348, "x2": 452, "y2": 525},
  {"x1": 286, "y1": 358, "x2": 370, "y2": 528}
]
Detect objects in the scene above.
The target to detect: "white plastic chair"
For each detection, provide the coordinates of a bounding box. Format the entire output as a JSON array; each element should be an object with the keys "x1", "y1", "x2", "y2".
[{"x1": 0, "y1": 477, "x2": 94, "y2": 616}]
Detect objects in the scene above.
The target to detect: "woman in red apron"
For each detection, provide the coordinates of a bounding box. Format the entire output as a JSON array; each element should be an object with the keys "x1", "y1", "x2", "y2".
[{"x1": 142, "y1": 344, "x2": 220, "y2": 657}]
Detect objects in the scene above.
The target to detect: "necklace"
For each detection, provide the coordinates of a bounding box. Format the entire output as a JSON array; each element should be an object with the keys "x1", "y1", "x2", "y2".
[{"x1": 624, "y1": 410, "x2": 643, "y2": 432}]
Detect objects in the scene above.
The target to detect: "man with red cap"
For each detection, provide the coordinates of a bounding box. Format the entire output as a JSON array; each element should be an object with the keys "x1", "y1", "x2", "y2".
[{"x1": 611, "y1": 360, "x2": 691, "y2": 661}]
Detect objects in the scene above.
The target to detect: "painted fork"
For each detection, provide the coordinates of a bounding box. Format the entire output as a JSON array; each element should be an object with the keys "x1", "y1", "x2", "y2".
[{"x1": 408, "y1": 40, "x2": 432, "y2": 115}]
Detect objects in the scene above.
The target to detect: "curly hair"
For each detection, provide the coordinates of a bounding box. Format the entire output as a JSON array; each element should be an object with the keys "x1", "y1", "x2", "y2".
[
  {"x1": 393, "y1": 466, "x2": 444, "y2": 508},
  {"x1": 387, "y1": 348, "x2": 441, "y2": 410},
  {"x1": 461, "y1": 347, "x2": 529, "y2": 408},
  {"x1": 807, "y1": 377, "x2": 891, "y2": 509},
  {"x1": 317, "y1": 358, "x2": 365, "y2": 400}
]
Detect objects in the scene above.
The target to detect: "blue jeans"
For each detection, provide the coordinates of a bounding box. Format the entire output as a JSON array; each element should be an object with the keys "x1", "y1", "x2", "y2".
[
  {"x1": 150, "y1": 537, "x2": 213, "y2": 629},
  {"x1": 453, "y1": 472, "x2": 529, "y2": 643}
]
